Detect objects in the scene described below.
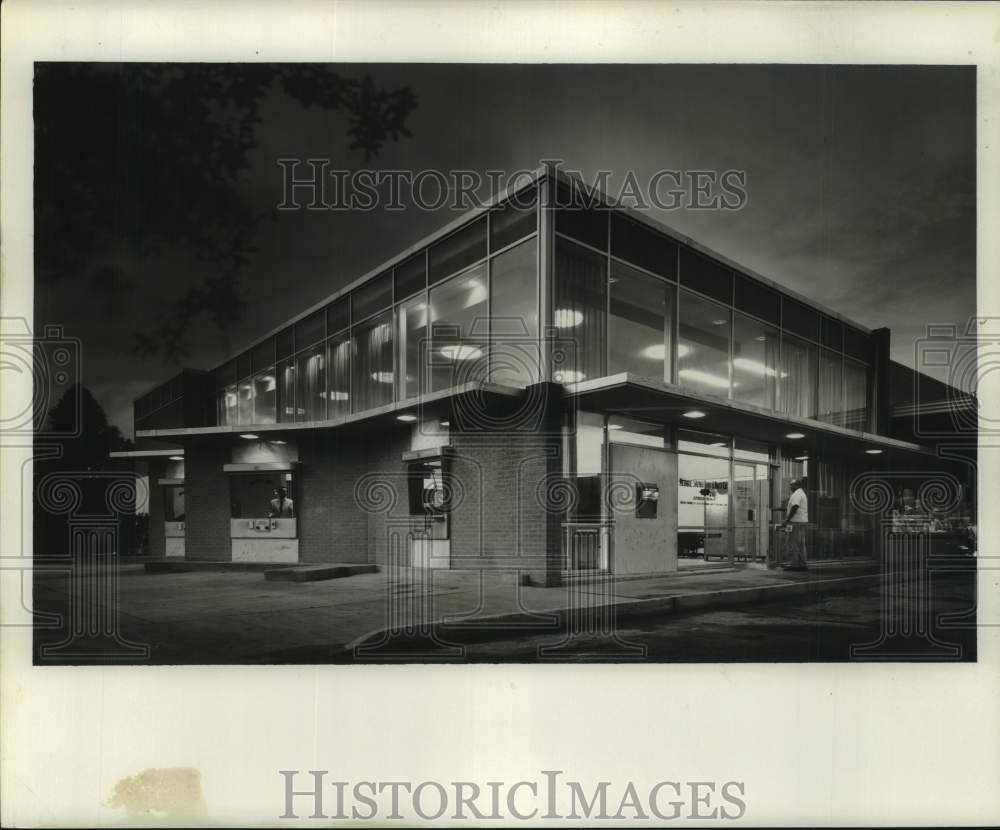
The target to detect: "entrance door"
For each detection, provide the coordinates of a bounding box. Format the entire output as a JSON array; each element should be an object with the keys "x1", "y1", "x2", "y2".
[
  {"x1": 609, "y1": 443, "x2": 677, "y2": 574},
  {"x1": 732, "y1": 462, "x2": 770, "y2": 563}
]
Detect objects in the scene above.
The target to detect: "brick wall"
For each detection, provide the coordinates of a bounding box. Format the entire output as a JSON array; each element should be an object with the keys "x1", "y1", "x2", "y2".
[
  {"x1": 297, "y1": 430, "x2": 368, "y2": 563},
  {"x1": 182, "y1": 437, "x2": 230, "y2": 561},
  {"x1": 448, "y1": 383, "x2": 564, "y2": 585}
]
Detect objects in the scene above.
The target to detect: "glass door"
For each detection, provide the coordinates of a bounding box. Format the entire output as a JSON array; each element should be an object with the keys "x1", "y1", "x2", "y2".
[{"x1": 732, "y1": 462, "x2": 770, "y2": 563}]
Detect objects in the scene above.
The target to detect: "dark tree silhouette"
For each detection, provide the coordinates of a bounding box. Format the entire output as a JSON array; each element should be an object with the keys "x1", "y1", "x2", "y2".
[
  {"x1": 40, "y1": 384, "x2": 133, "y2": 471},
  {"x1": 34, "y1": 63, "x2": 417, "y2": 361}
]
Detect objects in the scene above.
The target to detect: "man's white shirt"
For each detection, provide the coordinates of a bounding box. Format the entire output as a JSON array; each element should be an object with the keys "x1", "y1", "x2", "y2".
[{"x1": 786, "y1": 488, "x2": 808, "y2": 523}]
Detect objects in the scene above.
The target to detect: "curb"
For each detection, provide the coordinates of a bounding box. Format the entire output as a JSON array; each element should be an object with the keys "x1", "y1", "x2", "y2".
[{"x1": 340, "y1": 571, "x2": 889, "y2": 654}]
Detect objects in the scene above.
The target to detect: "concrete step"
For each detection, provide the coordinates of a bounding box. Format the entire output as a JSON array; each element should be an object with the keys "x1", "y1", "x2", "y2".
[{"x1": 264, "y1": 563, "x2": 379, "y2": 582}]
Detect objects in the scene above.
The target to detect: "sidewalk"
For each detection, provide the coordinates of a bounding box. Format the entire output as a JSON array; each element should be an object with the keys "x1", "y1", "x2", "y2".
[{"x1": 32, "y1": 558, "x2": 884, "y2": 664}]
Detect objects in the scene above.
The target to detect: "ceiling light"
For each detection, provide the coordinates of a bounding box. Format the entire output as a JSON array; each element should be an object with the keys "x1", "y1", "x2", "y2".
[
  {"x1": 709, "y1": 441, "x2": 727, "y2": 447},
  {"x1": 439, "y1": 344, "x2": 483, "y2": 361},
  {"x1": 168, "y1": 455, "x2": 184, "y2": 461},
  {"x1": 439, "y1": 420, "x2": 450, "y2": 427},
  {"x1": 397, "y1": 414, "x2": 417, "y2": 423},
  {"x1": 272, "y1": 439, "x2": 287, "y2": 445},
  {"x1": 553, "y1": 308, "x2": 584, "y2": 329},
  {"x1": 785, "y1": 432, "x2": 805, "y2": 439},
  {"x1": 794, "y1": 455, "x2": 809, "y2": 461},
  {"x1": 712, "y1": 319, "x2": 727, "y2": 326},
  {"x1": 733, "y1": 357, "x2": 787, "y2": 378},
  {"x1": 554, "y1": 370, "x2": 585, "y2": 383},
  {"x1": 239, "y1": 433, "x2": 259, "y2": 440},
  {"x1": 683, "y1": 410, "x2": 706, "y2": 419},
  {"x1": 608, "y1": 424, "x2": 623, "y2": 430},
  {"x1": 754, "y1": 335, "x2": 767, "y2": 342},
  {"x1": 865, "y1": 448, "x2": 883, "y2": 455},
  {"x1": 641, "y1": 343, "x2": 666, "y2": 361},
  {"x1": 678, "y1": 368, "x2": 730, "y2": 389},
  {"x1": 370, "y1": 372, "x2": 394, "y2": 384}
]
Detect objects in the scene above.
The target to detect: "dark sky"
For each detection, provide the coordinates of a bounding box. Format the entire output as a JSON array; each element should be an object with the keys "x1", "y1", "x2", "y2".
[{"x1": 34, "y1": 64, "x2": 976, "y2": 435}]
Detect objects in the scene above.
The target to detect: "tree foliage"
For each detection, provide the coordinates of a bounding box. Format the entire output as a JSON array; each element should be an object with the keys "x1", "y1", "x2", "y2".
[{"x1": 34, "y1": 64, "x2": 417, "y2": 361}]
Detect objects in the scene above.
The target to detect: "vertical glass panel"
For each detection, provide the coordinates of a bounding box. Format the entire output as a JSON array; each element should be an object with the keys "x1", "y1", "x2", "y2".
[
  {"x1": 428, "y1": 263, "x2": 489, "y2": 392},
  {"x1": 782, "y1": 298, "x2": 820, "y2": 341},
  {"x1": 679, "y1": 246, "x2": 732, "y2": 304},
  {"x1": 237, "y1": 378, "x2": 254, "y2": 424},
  {"x1": 565, "y1": 410, "x2": 605, "y2": 520},
  {"x1": 734, "y1": 273, "x2": 780, "y2": 325},
  {"x1": 222, "y1": 384, "x2": 238, "y2": 426},
  {"x1": 677, "y1": 452, "x2": 730, "y2": 559},
  {"x1": 609, "y1": 261, "x2": 669, "y2": 381},
  {"x1": 780, "y1": 333, "x2": 818, "y2": 418},
  {"x1": 678, "y1": 290, "x2": 731, "y2": 397},
  {"x1": 352, "y1": 310, "x2": 394, "y2": 412},
  {"x1": 732, "y1": 313, "x2": 779, "y2": 410},
  {"x1": 843, "y1": 359, "x2": 868, "y2": 431},
  {"x1": 608, "y1": 416, "x2": 666, "y2": 448},
  {"x1": 236, "y1": 352, "x2": 252, "y2": 381},
  {"x1": 276, "y1": 328, "x2": 295, "y2": 360},
  {"x1": 326, "y1": 333, "x2": 352, "y2": 418},
  {"x1": 428, "y1": 216, "x2": 487, "y2": 284},
  {"x1": 251, "y1": 340, "x2": 274, "y2": 374},
  {"x1": 394, "y1": 252, "x2": 426, "y2": 301},
  {"x1": 490, "y1": 186, "x2": 537, "y2": 251},
  {"x1": 397, "y1": 295, "x2": 428, "y2": 400},
  {"x1": 821, "y1": 316, "x2": 844, "y2": 351},
  {"x1": 252, "y1": 370, "x2": 276, "y2": 424},
  {"x1": 734, "y1": 437, "x2": 770, "y2": 463},
  {"x1": 554, "y1": 183, "x2": 607, "y2": 250},
  {"x1": 277, "y1": 359, "x2": 295, "y2": 422},
  {"x1": 817, "y1": 348, "x2": 844, "y2": 426},
  {"x1": 610, "y1": 213, "x2": 677, "y2": 279},
  {"x1": 352, "y1": 271, "x2": 393, "y2": 322},
  {"x1": 490, "y1": 237, "x2": 539, "y2": 386},
  {"x1": 326, "y1": 297, "x2": 349, "y2": 335},
  {"x1": 295, "y1": 344, "x2": 326, "y2": 422},
  {"x1": 844, "y1": 326, "x2": 872, "y2": 363},
  {"x1": 677, "y1": 429, "x2": 730, "y2": 457},
  {"x1": 553, "y1": 237, "x2": 606, "y2": 384},
  {"x1": 295, "y1": 309, "x2": 326, "y2": 351}
]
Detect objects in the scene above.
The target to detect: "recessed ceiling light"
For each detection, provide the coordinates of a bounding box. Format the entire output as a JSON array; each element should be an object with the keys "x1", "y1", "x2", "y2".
[
  {"x1": 683, "y1": 410, "x2": 706, "y2": 419},
  {"x1": 439, "y1": 420, "x2": 450, "y2": 427},
  {"x1": 438, "y1": 344, "x2": 483, "y2": 362},
  {"x1": 712, "y1": 319, "x2": 727, "y2": 326},
  {"x1": 865, "y1": 448, "x2": 883, "y2": 455},
  {"x1": 794, "y1": 455, "x2": 809, "y2": 461},
  {"x1": 168, "y1": 455, "x2": 184, "y2": 461},
  {"x1": 553, "y1": 308, "x2": 584, "y2": 329},
  {"x1": 239, "y1": 433, "x2": 259, "y2": 440},
  {"x1": 785, "y1": 432, "x2": 805, "y2": 439},
  {"x1": 554, "y1": 370, "x2": 586, "y2": 383},
  {"x1": 397, "y1": 414, "x2": 418, "y2": 422},
  {"x1": 272, "y1": 439, "x2": 287, "y2": 445},
  {"x1": 608, "y1": 424, "x2": 623, "y2": 430},
  {"x1": 709, "y1": 442, "x2": 727, "y2": 448}
]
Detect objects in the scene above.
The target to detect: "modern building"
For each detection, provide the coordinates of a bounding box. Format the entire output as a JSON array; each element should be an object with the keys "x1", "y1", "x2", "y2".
[{"x1": 118, "y1": 167, "x2": 977, "y2": 585}]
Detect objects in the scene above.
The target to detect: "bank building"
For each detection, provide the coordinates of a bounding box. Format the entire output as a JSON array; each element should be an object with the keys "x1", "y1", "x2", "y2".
[{"x1": 115, "y1": 167, "x2": 977, "y2": 585}]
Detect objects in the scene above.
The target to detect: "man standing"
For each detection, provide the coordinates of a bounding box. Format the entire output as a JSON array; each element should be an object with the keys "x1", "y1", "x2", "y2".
[
  {"x1": 782, "y1": 478, "x2": 808, "y2": 571},
  {"x1": 269, "y1": 486, "x2": 295, "y2": 518}
]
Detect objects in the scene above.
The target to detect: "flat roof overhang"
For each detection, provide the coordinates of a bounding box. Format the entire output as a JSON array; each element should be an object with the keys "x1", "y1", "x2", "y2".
[
  {"x1": 134, "y1": 381, "x2": 524, "y2": 440},
  {"x1": 109, "y1": 448, "x2": 183, "y2": 459},
  {"x1": 566, "y1": 373, "x2": 941, "y2": 463}
]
